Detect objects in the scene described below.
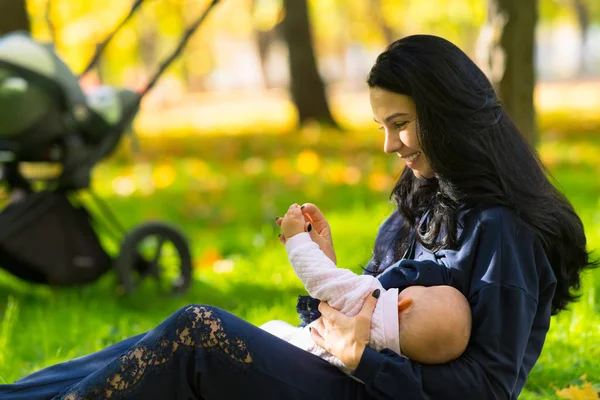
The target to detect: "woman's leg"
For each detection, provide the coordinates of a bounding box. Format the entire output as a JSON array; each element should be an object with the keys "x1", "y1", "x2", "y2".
[
  {"x1": 54, "y1": 304, "x2": 369, "y2": 400},
  {"x1": 0, "y1": 334, "x2": 146, "y2": 400}
]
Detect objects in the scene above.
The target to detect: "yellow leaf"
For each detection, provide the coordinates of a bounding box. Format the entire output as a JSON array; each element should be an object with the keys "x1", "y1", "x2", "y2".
[
  {"x1": 152, "y1": 164, "x2": 177, "y2": 189},
  {"x1": 556, "y1": 382, "x2": 599, "y2": 400},
  {"x1": 195, "y1": 247, "x2": 222, "y2": 270},
  {"x1": 296, "y1": 151, "x2": 321, "y2": 175}
]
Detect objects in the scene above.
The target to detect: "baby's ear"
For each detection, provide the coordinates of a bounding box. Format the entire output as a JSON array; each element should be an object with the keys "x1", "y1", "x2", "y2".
[{"x1": 398, "y1": 297, "x2": 414, "y2": 316}]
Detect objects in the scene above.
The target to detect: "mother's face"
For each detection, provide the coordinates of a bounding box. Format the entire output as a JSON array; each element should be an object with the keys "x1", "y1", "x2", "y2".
[{"x1": 369, "y1": 87, "x2": 434, "y2": 180}]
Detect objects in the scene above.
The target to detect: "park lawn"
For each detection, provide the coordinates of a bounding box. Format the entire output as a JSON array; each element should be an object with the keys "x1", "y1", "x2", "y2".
[{"x1": 0, "y1": 127, "x2": 599, "y2": 399}]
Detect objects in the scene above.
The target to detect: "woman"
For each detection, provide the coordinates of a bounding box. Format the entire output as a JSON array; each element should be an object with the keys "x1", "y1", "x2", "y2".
[{"x1": 1, "y1": 34, "x2": 595, "y2": 400}]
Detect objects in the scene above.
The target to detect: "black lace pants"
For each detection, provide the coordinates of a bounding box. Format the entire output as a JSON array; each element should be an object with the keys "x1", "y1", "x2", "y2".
[{"x1": 48, "y1": 305, "x2": 369, "y2": 400}]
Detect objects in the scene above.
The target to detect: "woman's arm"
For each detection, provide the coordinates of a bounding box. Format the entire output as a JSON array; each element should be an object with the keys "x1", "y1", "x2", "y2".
[
  {"x1": 351, "y1": 283, "x2": 552, "y2": 399},
  {"x1": 320, "y1": 208, "x2": 555, "y2": 399}
]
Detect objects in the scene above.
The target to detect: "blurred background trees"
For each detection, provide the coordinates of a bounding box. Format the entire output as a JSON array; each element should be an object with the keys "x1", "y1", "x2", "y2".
[
  {"x1": 281, "y1": 0, "x2": 338, "y2": 127},
  {"x1": 9, "y1": 0, "x2": 597, "y2": 140}
]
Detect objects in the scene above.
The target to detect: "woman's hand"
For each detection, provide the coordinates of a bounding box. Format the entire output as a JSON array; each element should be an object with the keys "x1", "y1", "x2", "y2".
[
  {"x1": 310, "y1": 290, "x2": 380, "y2": 371},
  {"x1": 276, "y1": 203, "x2": 337, "y2": 264}
]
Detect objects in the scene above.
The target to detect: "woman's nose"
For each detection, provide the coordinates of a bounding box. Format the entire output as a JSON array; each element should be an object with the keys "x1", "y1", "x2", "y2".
[{"x1": 383, "y1": 130, "x2": 403, "y2": 154}]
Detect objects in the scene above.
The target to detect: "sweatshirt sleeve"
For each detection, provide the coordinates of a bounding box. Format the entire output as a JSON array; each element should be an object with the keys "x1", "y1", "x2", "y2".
[
  {"x1": 351, "y1": 208, "x2": 555, "y2": 399},
  {"x1": 353, "y1": 285, "x2": 543, "y2": 399},
  {"x1": 376, "y1": 258, "x2": 453, "y2": 292},
  {"x1": 285, "y1": 232, "x2": 384, "y2": 316}
]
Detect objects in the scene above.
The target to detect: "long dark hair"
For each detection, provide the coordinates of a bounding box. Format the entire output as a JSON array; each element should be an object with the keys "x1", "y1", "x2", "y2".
[{"x1": 366, "y1": 34, "x2": 597, "y2": 314}]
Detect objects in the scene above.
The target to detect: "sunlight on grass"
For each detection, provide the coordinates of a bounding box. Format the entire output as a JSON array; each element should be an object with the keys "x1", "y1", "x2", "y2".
[
  {"x1": 0, "y1": 296, "x2": 18, "y2": 368},
  {"x1": 0, "y1": 103, "x2": 599, "y2": 398}
]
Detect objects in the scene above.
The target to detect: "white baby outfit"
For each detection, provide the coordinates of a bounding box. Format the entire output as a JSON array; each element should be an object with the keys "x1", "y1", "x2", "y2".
[{"x1": 260, "y1": 232, "x2": 402, "y2": 373}]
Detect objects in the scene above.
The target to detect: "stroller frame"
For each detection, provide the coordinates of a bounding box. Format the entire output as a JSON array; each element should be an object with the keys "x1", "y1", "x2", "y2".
[{"x1": 0, "y1": 0, "x2": 221, "y2": 295}]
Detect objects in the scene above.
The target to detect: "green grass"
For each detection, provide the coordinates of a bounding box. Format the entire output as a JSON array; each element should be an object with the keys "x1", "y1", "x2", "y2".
[{"x1": 0, "y1": 129, "x2": 599, "y2": 399}]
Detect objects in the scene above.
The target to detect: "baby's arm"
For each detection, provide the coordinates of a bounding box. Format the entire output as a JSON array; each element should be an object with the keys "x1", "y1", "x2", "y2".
[
  {"x1": 280, "y1": 205, "x2": 401, "y2": 355},
  {"x1": 280, "y1": 203, "x2": 383, "y2": 314},
  {"x1": 286, "y1": 233, "x2": 402, "y2": 355},
  {"x1": 285, "y1": 232, "x2": 385, "y2": 317}
]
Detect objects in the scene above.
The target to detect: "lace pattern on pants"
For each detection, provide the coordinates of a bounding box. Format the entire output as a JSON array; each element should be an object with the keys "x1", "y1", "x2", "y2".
[{"x1": 57, "y1": 305, "x2": 253, "y2": 399}]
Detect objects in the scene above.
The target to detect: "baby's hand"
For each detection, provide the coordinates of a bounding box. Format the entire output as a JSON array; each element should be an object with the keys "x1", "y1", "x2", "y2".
[{"x1": 281, "y1": 204, "x2": 306, "y2": 239}]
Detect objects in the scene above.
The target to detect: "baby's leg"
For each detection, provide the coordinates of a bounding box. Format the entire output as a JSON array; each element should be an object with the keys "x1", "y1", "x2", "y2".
[
  {"x1": 260, "y1": 320, "x2": 323, "y2": 356},
  {"x1": 262, "y1": 320, "x2": 357, "y2": 379},
  {"x1": 261, "y1": 320, "x2": 335, "y2": 360},
  {"x1": 259, "y1": 320, "x2": 301, "y2": 342}
]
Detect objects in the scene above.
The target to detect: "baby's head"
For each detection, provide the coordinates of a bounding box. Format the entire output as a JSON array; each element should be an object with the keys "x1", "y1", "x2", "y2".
[{"x1": 397, "y1": 285, "x2": 471, "y2": 364}]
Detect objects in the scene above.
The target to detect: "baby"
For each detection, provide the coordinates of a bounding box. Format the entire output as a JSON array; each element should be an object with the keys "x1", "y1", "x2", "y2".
[{"x1": 262, "y1": 204, "x2": 472, "y2": 373}]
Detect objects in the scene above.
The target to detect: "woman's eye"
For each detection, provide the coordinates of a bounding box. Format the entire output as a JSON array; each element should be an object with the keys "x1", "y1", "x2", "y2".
[
  {"x1": 377, "y1": 121, "x2": 409, "y2": 131},
  {"x1": 395, "y1": 121, "x2": 408, "y2": 130}
]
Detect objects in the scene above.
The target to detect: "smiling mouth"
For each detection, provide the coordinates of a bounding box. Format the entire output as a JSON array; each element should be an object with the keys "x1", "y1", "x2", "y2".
[{"x1": 401, "y1": 152, "x2": 421, "y2": 162}]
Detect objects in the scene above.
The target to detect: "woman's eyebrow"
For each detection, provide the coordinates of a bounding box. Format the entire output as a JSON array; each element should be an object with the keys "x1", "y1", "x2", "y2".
[{"x1": 373, "y1": 112, "x2": 409, "y2": 124}]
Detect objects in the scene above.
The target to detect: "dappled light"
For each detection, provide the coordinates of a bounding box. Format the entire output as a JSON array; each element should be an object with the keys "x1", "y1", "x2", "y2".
[{"x1": 0, "y1": 0, "x2": 599, "y2": 398}]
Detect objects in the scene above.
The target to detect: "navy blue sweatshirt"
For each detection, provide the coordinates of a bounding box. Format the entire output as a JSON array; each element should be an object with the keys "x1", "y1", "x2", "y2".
[{"x1": 349, "y1": 206, "x2": 557, "y2": 399}]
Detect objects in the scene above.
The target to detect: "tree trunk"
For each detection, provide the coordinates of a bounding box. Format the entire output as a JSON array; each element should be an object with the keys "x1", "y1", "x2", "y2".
[
  {"x1": 0, "y1": 0, "x2": 30, "y2": 36},
  {"x1": 572, "y1": 0, "x2": 589, "y2": 76},
  {"x1": 281, "y1": 0, "x2": 338, "y2": 128},
  {"x1": 483, "y1": 0, "x2": 538, "y2": 145}
]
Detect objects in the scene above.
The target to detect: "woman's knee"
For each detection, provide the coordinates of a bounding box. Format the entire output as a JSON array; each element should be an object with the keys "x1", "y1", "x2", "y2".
[
  {"x1": 169, "y1": 305, "x2": 223, "y2": 343},
  {"x1": 157, "y1": 305, "x2": 218, "y2": 341},
  {"x1": 175, "y1": 304, "x2": 218, "y2": 318},
  {"x1": 171, "y1": 304, "x2": 253, "y2": 364},
  {"x1": 173, "y1": 304, "x2": 219, "y2": 332}
]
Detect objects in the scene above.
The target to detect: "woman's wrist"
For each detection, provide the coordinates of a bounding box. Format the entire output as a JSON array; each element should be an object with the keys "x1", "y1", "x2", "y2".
[
  {"x1": 342, "y1": 342, "x2": 367, "y2": 371},
  {"x1": 326, "y1": 248, "x2": 337, "y2": 265}
]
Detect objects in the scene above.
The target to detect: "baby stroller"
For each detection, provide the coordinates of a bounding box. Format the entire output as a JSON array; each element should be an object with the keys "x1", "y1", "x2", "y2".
[{"x1": 0, "y1": 0, "x2": 220, "y2": 295}]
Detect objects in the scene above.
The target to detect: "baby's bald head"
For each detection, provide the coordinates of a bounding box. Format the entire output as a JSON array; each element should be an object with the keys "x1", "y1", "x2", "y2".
[{"x1": 398, "y1": 285, "x2": 472, "y2": 364}]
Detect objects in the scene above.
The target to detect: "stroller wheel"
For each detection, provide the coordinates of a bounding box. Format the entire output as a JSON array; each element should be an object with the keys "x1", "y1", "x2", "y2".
[{"x1": 115, "y1": 221, "x2": 192, "y2": 295}]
